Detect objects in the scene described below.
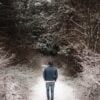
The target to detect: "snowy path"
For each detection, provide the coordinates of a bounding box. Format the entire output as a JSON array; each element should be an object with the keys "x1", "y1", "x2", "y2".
[
  {"x1": 29, "y1": 69, "x2": 78, "y2": 100},
  {"x1": 0, "y1": 65, "x2": 79, "y2": 100}
]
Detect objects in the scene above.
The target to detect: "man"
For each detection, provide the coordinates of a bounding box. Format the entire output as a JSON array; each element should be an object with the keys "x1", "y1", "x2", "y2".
[{"x1": 43, "y1": 61, "x2": 58, "y2": 100}]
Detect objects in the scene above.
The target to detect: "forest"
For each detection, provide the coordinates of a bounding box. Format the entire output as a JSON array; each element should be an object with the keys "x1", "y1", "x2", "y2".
[{"x1": 0, "y1": 0, "x2": 100, "y2": 100}]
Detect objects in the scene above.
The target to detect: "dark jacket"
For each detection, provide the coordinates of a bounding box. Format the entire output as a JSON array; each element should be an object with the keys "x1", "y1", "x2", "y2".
[{"x1": 43, "y1": 65, "x2": 58, "y2": 81}]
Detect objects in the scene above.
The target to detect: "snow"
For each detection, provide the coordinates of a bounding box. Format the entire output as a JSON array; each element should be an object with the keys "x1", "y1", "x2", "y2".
[{"x1": 46, "y1": 0, "x2": 51, "y2": 3}]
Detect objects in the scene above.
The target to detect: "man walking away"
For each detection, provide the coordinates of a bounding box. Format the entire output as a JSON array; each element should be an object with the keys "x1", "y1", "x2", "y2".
[{"x1": 43, "y1": 61, "x2": 58, "y2": 100}]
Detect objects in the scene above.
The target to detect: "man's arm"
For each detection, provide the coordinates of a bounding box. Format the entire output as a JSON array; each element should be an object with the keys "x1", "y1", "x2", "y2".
[
  {"x1": 43, "y1": 69, "x2": 46, "y2": 80},
  {"x1": 55, "y1": 69, "x2": 58, "y2": 81}
]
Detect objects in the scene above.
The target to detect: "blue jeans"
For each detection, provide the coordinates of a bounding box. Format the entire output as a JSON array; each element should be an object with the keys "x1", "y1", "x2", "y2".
[{"x1": 46, "y1": 82, "x2": 55, "y2": 100}]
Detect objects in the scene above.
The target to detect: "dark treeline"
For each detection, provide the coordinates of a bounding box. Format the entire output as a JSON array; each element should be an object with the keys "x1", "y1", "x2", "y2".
[
  {"x1": 0, "y1": 0, "x2": 100, "y2": 53},
  {"x1": 0, "y1": 0, "x2": 100, "y2": 75}
]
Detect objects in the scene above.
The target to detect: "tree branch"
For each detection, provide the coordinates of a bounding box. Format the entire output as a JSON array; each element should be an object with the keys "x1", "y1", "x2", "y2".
[
  {"x1": 66, "y1": 29, "x2": 87, "y2": 36},
  {"x1": 70, "y1": 19, "x2": 87, "y2": 30}
]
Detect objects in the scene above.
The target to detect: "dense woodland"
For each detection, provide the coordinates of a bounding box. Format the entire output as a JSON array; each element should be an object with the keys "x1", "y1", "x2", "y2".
[
  {"x1": 0, "y1": 0, "x2": 100, "y2": 51},
  {"x1": 0, "y1": 0, "x2": 100, "y2": 68}
]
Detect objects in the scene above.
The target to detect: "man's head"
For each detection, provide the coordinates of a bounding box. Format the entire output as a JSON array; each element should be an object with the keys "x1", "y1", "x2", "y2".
[{"x1": 48, "y1": 61, "x2": 53, "y2": 67}]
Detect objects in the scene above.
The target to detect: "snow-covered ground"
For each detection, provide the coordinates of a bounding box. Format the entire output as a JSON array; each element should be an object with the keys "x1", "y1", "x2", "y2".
[
  {"x1": 0, "y1": 64, "x2": 78, "y2": 100},
  {"x1": 0, "y1": 51, "x2": 100, "y2": 100}
]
